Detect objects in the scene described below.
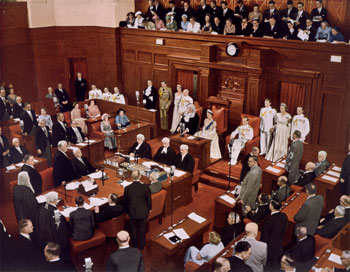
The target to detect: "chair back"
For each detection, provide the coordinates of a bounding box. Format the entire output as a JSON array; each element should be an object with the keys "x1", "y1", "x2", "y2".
[
  {"x1": 240, "y1": 113, "x2": 260, "y2": 138},
  {"x1": 314, "y1": 234, "x2": 331, "y2": 257},
  {"x1": 212, "y1": 106, "x2": 227, "y2": 134},
  {"x1": 98, "y1": 214, "x2": 126, "y2": 237},
  {"x1": 148, "y1": 190, "x2": 167, "y2": 221},
  {"x1": 9, "y1": 124, "x2": 23, "y2": 143},
  {"x1": 10, "y1": 180, "x2": 18, "y2": 198},
  {"x1": 63, "y1": 111, "x2": 71, "y2": 126},
  {"x1": 40, "y1": 167, "x2": 54, "y2": 192}
]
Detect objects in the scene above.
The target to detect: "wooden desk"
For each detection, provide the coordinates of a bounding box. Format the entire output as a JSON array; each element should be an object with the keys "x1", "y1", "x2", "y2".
[
  {"x1": 311, "y1": 247, "x2": 345, "y2": 271},
  {"x1": 151, "y1": 214, "x2": 210, "y2": 272},
  {"x1": 314, "y1": 165, "x2": 341, "y2": 216},
  {"x1": 261, "y1": 160, "x2": 287, "y2": 194},
  {"x1": 169, "y1": 134, "x2": 211, "y2": 170}
]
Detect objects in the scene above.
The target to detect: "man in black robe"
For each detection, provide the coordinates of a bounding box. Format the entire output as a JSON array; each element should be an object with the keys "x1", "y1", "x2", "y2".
[
  {"x1": 21, "y1": 154, "x2": 43, "y2": 196},
  {"x1": 71, "y1": 147, "x2": 96, "y2": 178},
  {"x1": 129, "y1": 134, "x2": 152, "y2": 159},
  {"x1": 74, "y1": 72, "x2": 87, "y2": 102},
  {"x1": 178, "y1": 104, "x2": 200, "y2": 136},
  {"x1": 173, "y1": 144, "x2": 195, "y2": 173},
  {"x1": 153, "y1": 137, "x2": 175, "y2": 165},
  {"x1": 220, "y1": 212, "x2": 245, "y2": 246}
]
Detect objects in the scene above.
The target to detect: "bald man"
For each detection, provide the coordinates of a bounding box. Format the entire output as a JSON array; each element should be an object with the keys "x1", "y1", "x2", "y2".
[
  {"x1": 271, "y1": 176, "x2": 291, "y2": 203},
  {"x1": 106, "y1": 230, "x2": 144, "y2": 272},
  {"x1": 286, "y1": 226, "x2": 315, "y2": 263}
]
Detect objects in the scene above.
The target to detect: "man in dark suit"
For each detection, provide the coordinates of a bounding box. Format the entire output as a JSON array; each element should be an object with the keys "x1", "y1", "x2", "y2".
[
  {"x1": 295, "y1": 162, "x2": 316, "y2": 187},
  {"x1": 272, "y1": 176, "x2": 291, "y2": 203},
  {"x1": 68, "y1": 120, "x2": 85, "y2": 144},
  {"x1": 71, "y1": 147, "x2": 96, "y2": 177},
  {"x1": 294, "y1": 2, "x2": 309, "y2": 29},
  {"x1": 69, "y1": 196, "x2": 94, "y2": 241},
  {"x1": 20, "y1": 103, "x2": 38, "y2": 136},
  {"x1": 281, "y1": 0, "x2": 298, "y2": 24},
  {"x1": 21, "y1": 154, "x2": 42, "y2": 196},
  {"x1": 53, "y1": 140, "x2": 79, "y2": 187},
  {"x1": 13, "y1": 96, "x2": 25, "y2": 119},
  {"x1": 298, "y1": 18, "x2": 317, "y2": 41},
  {"x1": 94, "y1": 193, "x2": 124, "y2": 223},
  {"x1": 153, "y1": 137, "x2": 176, "y2": 165},
  {"x1": 221, "y1": 1, "x2": 234, "y2": 23},
  {"x1": 196, "y1": 0, "x2": 212, "y2": 26},
  {"x1": 340, "y1": 142, "x2": 350, "y2": 196},
  {"x1": 262, "y1": 0, "x2": 279, "y2": 23},
  {"x1": 55, "y1": 83, "x2": 72, "y2": 113},
  {"x1": 287, "y1": 226, "x2": 315, "y2": 263},
  {"x1": 220, "y1": 212, "x2": 245, "y2": 247},
  {"x1": 152, "y1": 0, "x2": 166, "y2": 21},
  {"x1": 166, "y1": 1, "x2": 181, "y2": 27},
  {"x1": 316, "y1": 206, "x2": 348, "y2": 239},
  {"x1": 314, "y1": 150, "x2": 330, "y2": 176},
  {"x1": 9, "y1": 137, "x2": 29, "y2": 164},
  {"x1": 260, "y1": 200, "x2": 288, "y2": 270},
  {"x1": 36, "y1": 118, "x2": 52, "y2": 167},
  {"x1": 181, "y1": 1, "x2": 196, "y2": 21},
  {"x1": 210, "y1": 1, "x2": 222, "y2": 22},
  {"x1": 129, "y1": 134, "x2": 152, "y2": 159},
  {"x1": 106, "y1": 230, "x2": 144, "y2": 272},
  {"x1": 245, "y1": 193, "x2": 270, "y2": 223},
  {"x1": 42, "y1": 242, "x2": 76, "y2": 271},
  {"x1": 285, "y1": 130, "x2": 304, "y2": 184},
  {"x1": 263, "y1": 16, "x2": 283, "y2": 38},
  {"x1": 143, "y1": 79, "x2": 158, "y2": 110},
  {"x1": 0, "y1": 89, "x2": 10, "y2": 121},
  {"x1": 123, "y1": 170, "x2": 151, "y2": 249},
  {"x1": 74, "y1": 72, "x2": 87, "y2": 102},
  {"x1": 149, "y1": 171, "x2": 162, "y2": 194},
  {"x1": 173, "y1": 144, "x2": 195, "y2": 173},
  {"x1": 240, "y1": 147, "x2": 259, "y2": 182},
  {"x1": 234, "y1": 0, "x2": 249, "y2": 27},
  {"x1": 294, "y1": 183, "x2": 323, "y2": 235},
  {"x1": 310, "y1": 0, "x2": 327, "y2": 29},
  {"x1": 228, "y1": 241, "x2": 253, "y2": 272},
  {"x1": 0, "y1": 127, "x2": 11, "y2": 168},
  {"x1": 52, "y1": 112, "x2": 69, "y2": 147}
]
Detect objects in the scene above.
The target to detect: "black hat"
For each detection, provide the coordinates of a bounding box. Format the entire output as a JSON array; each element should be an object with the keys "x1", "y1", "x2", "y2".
[{"x1": 117, "y1": 108, "x2": 126, "y2": 114}]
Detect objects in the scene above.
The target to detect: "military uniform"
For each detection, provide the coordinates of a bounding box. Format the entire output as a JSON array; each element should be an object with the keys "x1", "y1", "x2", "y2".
[
  {"x1": 260, "y1": 106, "x2": 276, "y2": 154},
  {"x1": 112, "y1": 93, "x2": 125, "y2": 104},
  {"x1": 88, "y1": 88, "x2": 102, "y2": 99},
  {"x1": 228, "y1": 124, "x2": 254, "y2": 165},
  {"x1": 291, "y1": 114, "x2": 310, "y2": 141},
  {"x1": 159, "y1": 86, "x2": 173, "y2": 130}
]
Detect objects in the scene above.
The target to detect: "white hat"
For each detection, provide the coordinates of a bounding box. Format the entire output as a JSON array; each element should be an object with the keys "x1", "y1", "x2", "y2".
[{"x1": 135, "y1": 11, "x2": 142, "y2": 16}]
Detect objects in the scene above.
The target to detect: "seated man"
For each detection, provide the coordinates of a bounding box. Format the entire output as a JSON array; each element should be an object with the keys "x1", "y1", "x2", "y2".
[
  {"x1": 20, "y1": 103, "x2": 38, "y2": 136},
  {"x1": 52, "y1": 113, "x2": 69, "y2": 147},
  {"x1": 153, "y1": 137, "x2": 176, "y2": 165},
  {"x1": 228, "y1": 117, "x2": 253, "y2": 165},
  {"x1": 316, "y1": 205, "x2": 348, "y2": 238},
  {"x1": 70, "y1": 196, "x2": 94, "y2": 241},
  {"x1": 149, "y1": 171, "x2": 162, "y2": 194},
  {"x1": 314, "y1": 150, "x2": 330, "y2": 176},
  {"x1": 129, "y1": 134, "x2": 152, "y2": 159},
  {"x1": 263, "y1": 16, "x2": 282, "y2": 39},
  {"x1": 220, "y1": 212, "x2": 245, "y2": 247},
  {"x1": 329, "y1": 26, "x2": 345, "y2": 43},
  {"x1": 173, "y1": 144, "x2": 195, "y2": 173},
  {"x1": 0, "y1": 127, "x2": 11, "y2": 168},
  {"x1": 9, "y1": 137, "x2": 29, "y2": 164},
  {"x1": 271, "y1": 176, "x2": 291, "y2": 203},
  {"x1": 42, "y1": 242, "x2": 75, "y2": 271},
  {"x1": 55, "y1": 84, "x2": 72, "y2": 113},
  {"x1": 94, "y1": 193, "x2": 124, "y2": 223},
  {"x1": 21, "y1": 154, "x2": 42, "y2": 196},
  {"x1": 244, "y1": 193, "x2": 270, "y2": 223},
  {"x1": 287, "y1": 226, "x2": 315, "y2": 263},
  {"x1": 68, "y1": 120, "x2": 86, "y2": 144},
  {"x1": 295, "y1": 162, "x2": 316, "y2": 187},
  {"x1": 71, "y1": 147, "x2": 96, "y2": 177},
  {"x1": 321, "y1": 195, "x2": 350, "y2": 223}
]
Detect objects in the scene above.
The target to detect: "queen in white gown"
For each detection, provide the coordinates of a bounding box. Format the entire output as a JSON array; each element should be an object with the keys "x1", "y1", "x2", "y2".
[
  {"x1": 170, "y1": 85, "x2": 183, "y2": 133},
  {"x1": 265, "y1": 103, "x2": 291, "y2": 162},
  {"x1": 195, "y1": 109, "x2": 222, "y2": 159}
]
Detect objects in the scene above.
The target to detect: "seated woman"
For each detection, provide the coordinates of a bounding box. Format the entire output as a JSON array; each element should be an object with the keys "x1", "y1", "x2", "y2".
[
  {"x1": 195, "y1": 109, "x2": 222, "y2": 159},
  {"x1": 87, "y1": 100, "x2": 100, "y2": 119},
  {"x1": 38, "y1": 108, "x2": 53, "y2": 130},
  {"x1": 166, "y1": 15, "x2": 178, "y2": 31},
  {"x1": 224, "y1": 18, "x2": 236, "y2": 35},
  {"x1": 70, "y1": 102, "x2": 87, "y2": 134},
  {"x1": 180, "y1": 14, "x2": 189, "y2": 31},
  {"x1": 100, "y1": 113, "x2": 117, "y2": 150},
  {"x1": 115, "y1": 108, "x2": 130, "y2": 130},
  {"x1": 184, "y1": 231, "x2": 224, "y2": 265},
  {"x1": 153, "y1": 15, "x2": 165, "y2": 30},
  {"x1": 177, "y1": 104, "x2": 199, "y2": 136},
  {"x1": 126, "y1": 12, "x2": 135, "y2": 28},
  {"x1": 201, "y1": 13, "x2": 212, "y2": 34}
]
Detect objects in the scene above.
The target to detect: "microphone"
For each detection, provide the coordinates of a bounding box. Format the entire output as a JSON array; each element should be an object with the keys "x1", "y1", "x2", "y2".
[
  {"x1": 170, "y1": 165, "x2": 175, "y2": 179},
  {"x1": 53, "y1": 210, "x2": 61, "y2": 229},
  {"x1": 135, "y1": 91, "x2": 140, "y2": 102}
]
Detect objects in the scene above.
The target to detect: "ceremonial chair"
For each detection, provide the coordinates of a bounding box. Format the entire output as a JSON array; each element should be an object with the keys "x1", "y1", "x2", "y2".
[
  {"x1": 148, "y1": 189, "x2": 167, "y2": 225},
  {"x1": 69, "y1": 229, "x2": 106, "y2": 259},
  {"x1": 8, "y1": 123, "x2": 23, "y2": 142},
  {"x1": 146, "y1": 137, "x2": 163, "y2": 158},
  {"x1": 40, "y1": 167, "x2": 54, "y2": 192},
  {"x1": 98, "y1": 214, "x2": 126, "y2": 238},
  {"x1": 212, "y1": 105, "x2": 228, "y2": 136},
  {"x1": 9, "y1": 180, "x2": 17, "y2": 198},
  {"x1": 194, "y1": 102, "x2": 203, "y2": 126}
]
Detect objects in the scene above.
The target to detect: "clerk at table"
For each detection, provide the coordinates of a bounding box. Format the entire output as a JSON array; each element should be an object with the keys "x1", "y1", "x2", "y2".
[
  {"x1": 71, "y1": 147, "x2": 96, "y2": 177},
  {"x1": 129, "y1": 134, "x2": 152, "y2": 159},
  {"x1": 173, "y1": 144, "x2": 195, "y2": 173}
]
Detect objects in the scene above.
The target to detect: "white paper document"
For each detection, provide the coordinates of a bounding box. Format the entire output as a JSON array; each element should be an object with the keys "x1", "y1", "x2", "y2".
[
  {"x1": 173, "y1": 228, "x2": 190, "y2": 240},
  {"x1": 187, "y1": 136, "x2": 195, "y2": 140},
  {"x1": 219, "y1": 194, "x2": 236, "y2": 205},
  {"x1": 174, "y1": 170, "x2": 186, "y2": 177},
  {"x1": 276, "y1": 162, "x2": 285, "y2": 168},
  {"x1": 15, "y1": 162, "x2": 24, "y2": 167},
  {"x1": 281, "y1": 159, "x2": 286, "y2": 163},
  {"x1": 88, "y1": 171, "x2": 103, "y2": 179},
  {"x1": 68, "y1": 147, "x2": 75, "y2": 150},
  {"x1": 148, "y1": 109, "x2": 157, "y2": 112},
  {"x1": 266, "y1": 166, "x2": 281, "y2": 174},
  {"x1": 6, "y1": 165, "x2": 16, "y2": 170},
  {"x1": 322, "y1": 175, "x2": 338, "y2": 183},
  {"x1": 188, "y1": 212, "x2": 206, "y2": 224},
  {"x1": 328, "y1": 253, "x2": 342, "y2": 265},
  {"x1": 36, "y1": 195, "x2": 47, "y2": 203},
  {"x1": 76, "y1": 143, "x2": 88, "y2": 147},
  {"x1": 83, "y1": 203, "x2": 93, "y2": 210},
  {"x1": 34, "y1": 159, "x2": 39, "y2": 163},
  {"x1": 164, "y1": 232, "x2": 177, "y2": 245},
  {"x1": 327, "y1": 171, "x2": 340, "y2": 178},
  {"x1": 89, "y1": 197, "x2": 108, "y2": 207},
  {"x1": 142, "y1": 161, "x2": 157, "y2": 169},
  {"x1": 332, "y1": 166, "x2": 341, "y2": 172},
  {"x1": 84, "y1": 139, "x2": 96, "y2": 143},
  {"x1": 120, "y1": 180, "x2": 132, "y2": 188},
  {"x1": 60, "y1": 207, "x2": 77, "y2": 217},
  {"x1": 65, "y1": 182, "x2": 80, "y2": 190}
]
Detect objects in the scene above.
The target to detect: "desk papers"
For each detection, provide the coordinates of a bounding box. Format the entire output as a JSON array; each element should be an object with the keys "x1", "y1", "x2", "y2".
[
  {"x1": 276, "y1": 162, "x2": 285, "y2": 168},
  {"x1": 187, "y1": 136, "x2": 195, "y2": 140},
  {"x1": 328, "y1": 253, "x2": 342, "y2": 265},
  {"x1": 188, "y1": 212, "x2": 206, "y2": 224},
  {"x1": 266, "y1": 166, "x2": 281, "y2": 174},
  {"x1": 219, "y1": 195, "x2": 236, "y2": 205},
  {"x1": 88, "y1": 171, "x2": 103, "y2": 179},
  {"x1": 15, "y1": 162, "x2": 24, "y2": 167},
  {"x1": 60, "y1": 207, "x2": 77, "y2": 217},
  {"x1": 174, "y1": 170, "x2": 185, "y2": 177},
  {"x1": 84, "y1": 139, "x2": 96, "y2": 144},
  {"x1": 36, "y1": 195, "x2": 47, "y2": 203},
  {"x1": 332, "y1": 166, "x2": 341, "y2": 172},
  {"x1": 173, "y1": 228, "x2": 190, "y2": 240},
  {"x1": 66, "y1": 182, "x2": 80, "y2": 190},
  {"x1": 120, "y1": 180, "x2": 132, "y2": 188},
  {"x1": 6, "y1": 165, "x2": 16, "y2": 171},
  {"x1": 322, "y1": 175, "x2": 338, "y2": 183},
  {"x1": 76, "y1": 143, "x2": 88, "y2": 147},
  {"x1": 68, "y1": 147, "x2": 75, "y2": 150},
  {"x1": 327, "y1": 171, "x2": 340, "y2": 178},
  {"x1": 89, "y1": 197, "x2": 108, "y2": 207}
]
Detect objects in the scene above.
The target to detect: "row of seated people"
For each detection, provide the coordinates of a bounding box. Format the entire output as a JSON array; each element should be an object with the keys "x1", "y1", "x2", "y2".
[{"x1": 123, "y1": 0, "x2": 346, "y2": 43}]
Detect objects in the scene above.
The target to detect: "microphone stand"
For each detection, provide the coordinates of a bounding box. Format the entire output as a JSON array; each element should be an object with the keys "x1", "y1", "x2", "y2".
[
  {"x1": 63, "y1": 183, "x2": 67, "y2": 201},
  {"x1": 86, "y1": 125, "x2": 91, "y2": 162},
  {"x1": 101, "y1": 168, "x2": 105, "y2": 186},
  {"x1": 228, "y1": 140, "x2": 233, "y2": 190},
  {"x1": 170, "y1": 170, "x2": 174, "y2": 229}
]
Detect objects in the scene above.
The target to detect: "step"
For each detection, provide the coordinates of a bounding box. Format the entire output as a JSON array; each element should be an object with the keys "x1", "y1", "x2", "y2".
[{"x1": 200, "y1": 173, "x2": 238, "y2": 190}]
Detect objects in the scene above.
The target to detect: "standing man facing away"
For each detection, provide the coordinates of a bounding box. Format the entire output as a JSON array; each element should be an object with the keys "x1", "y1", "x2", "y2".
[{"x1": 285, "y1": 130, "x2": 304, "y2": 184}]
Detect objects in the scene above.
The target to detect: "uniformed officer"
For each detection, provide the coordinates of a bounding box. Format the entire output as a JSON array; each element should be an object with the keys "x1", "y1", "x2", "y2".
[
  {"x1": 178, "y1": 89, "x2": 193, "y2": 116},
  {"x1": 228, "y1": 117, "x2": 254, "y2": 165},
  {"x1": 88, "y1": 84, "x2": 102, "y2": 100},
  {"x1": 159, "y1": 81, "x2": 173, "y2": 130},
  {"x1": 259, "y1": 98, "x2": 276, "y2": 155},
  {"x1": 291, "y1": 106, "x2": 310, "y2": 141}
]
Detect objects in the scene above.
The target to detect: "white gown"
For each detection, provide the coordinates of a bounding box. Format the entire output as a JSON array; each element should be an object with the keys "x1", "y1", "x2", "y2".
[
  {"x1": 170, "y1": 93, "x2": 182, "y2": 133},
  {"x1": 196, "y1": 118, "x2": 222, "y2": 159}
]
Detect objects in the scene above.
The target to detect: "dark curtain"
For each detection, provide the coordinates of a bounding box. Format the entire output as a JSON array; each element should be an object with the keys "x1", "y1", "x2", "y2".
[{"x1": 280, "y1": 82, "x2": 306, "y2": 114}]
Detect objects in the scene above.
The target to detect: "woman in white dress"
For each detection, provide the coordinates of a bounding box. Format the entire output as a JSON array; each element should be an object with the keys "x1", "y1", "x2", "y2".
[
  {"x1": 196, "y1": 109, "x2": 222, "y2": 159},
  {"x1": 265, "y1": 103, "x2": 291, "y2": 162},
  {"x1": 170, "y1": 84, "x2": 183, "y2": 133}
]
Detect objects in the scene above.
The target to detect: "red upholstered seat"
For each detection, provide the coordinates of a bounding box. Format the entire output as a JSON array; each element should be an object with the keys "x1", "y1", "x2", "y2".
[
  {"x1": 63, "y1": 111, "x2": 71, "y2": 126},
  {"x1": 290, "y1": 184, "x2": 303, "y2": 193},
  {"x1": 10, "y1": 180, "x2": 17, "y2": 198},
  {"x1": 40, "y1": 167, "x2": 54, "y2": 192},
  {"x1": 212, "y1": 106, "x2": 227, "y2": 135},
  {"x1": 69, "y1": 229, "x2": 106, "y2": 253},
  {"x1": 146, "y1": 138, "x2": 163, "y2": 158},
  {"x1": 192, "y1": 158, "x2": 201, "y2": 192},
  {"x1": 9, "y1": 124, "x2": 23, "y2": 143},
  {"x1": 98, "y1": 214, "x2": 125, "y2": 237},
  {"x1": 194, "y1": 102, "x2": 203, "y2": 126},
  {"x1": 314, "y1": 234, "x2": 331, "y2": 257},
  {"x1": 148, "y1": 189, "x2": 167, "y2": 224}
]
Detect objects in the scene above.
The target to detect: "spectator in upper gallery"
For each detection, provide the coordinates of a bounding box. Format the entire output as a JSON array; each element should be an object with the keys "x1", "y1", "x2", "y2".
[
  {"x1": 0, "y1": 127, "x2": 11, "y2": 168},
  {"x1": 112, "y1": 87, "x2": 126, "y2": 104},
  {"x1": 38, "y1": 108, "x2": 53, "y2": 130},
  {"x1": 263, "y1": 16, "x2": 283, "y2": 39},
  {"x1": 152, "y1": 0, "x2": 166, "y2": 21},
  {"x1": 212, "y1": 16, "x2": 223, "y2": 34},
  {"x1": 143, "y1": 80, "x2": 157, "y2": 110},
  {"x1": 240, "y1": 146, "x2": 259, "y2": 182},
  {"x1": 212, "y1": 257, "x2": 231, "y2": 272},
  {"x1": 187, "y1": 16, "x2": 201, "y2": 33},
  {"x1": 237, "y1": 17, "x2": 252, "y2": 36},
  {"x1": 281, "y1": 0, "x2": 298, "y2": 25},
  {"x1": 310, "y1": 0, "x2": 327, "y2": 29},
  {"x1": 224, "y1": 18, "x2": 236, "y2": 35},
  {"x1": 209, "y1": 1, "x2": 222, "y2": 23},
  {"x1": 71, "y1": 148, "x2": 96, "y2": 178},
  {"x1": 251, "y1": 19, "x2": 264, "y2": 37},
  {"x1": 20, "y1": 103, "x2": 38, "y2": 136},
  {"x1": 13, "y1": 96, "x2": 25, "y2": 119},
  {"x1": 35, "y1": 117, "x2": 52, "y2": 167},
  {"x1": 181, "y1": 1, "x2": 196, "y2": 22},
  {"x1": 153, "y1": 15, "x2": 165, "y2": 30},
  {"x1": 180, "y1": 14, "x2": 190, "y2": 31},
  {"x1": 298, "y1": 18, "x2": 317, "y2": 41},
  {"x1": 126, "y1": 12, "x2": 135, "y2": 28},
  {"x1": 321, "y1": 195, "x2": 350, "y2": 223},
  {"x1": 52, "y1": 112, "x2": 69, "y2": 147},
  {"x1": 143, "y1": 18, "x2": 156, "y2": 30},
  {"x1": 196, "y1": 0, "x2": 211, "y2": 27},
  {"x1": 94, "y1": 193, "x2": 124, "y2": 223},
  {"x1": 262, "y1": 0, "x2": 279, "y2": 23},
  {"x1": 88, "y1": 84, "x2": 102, "y2": 99},
  {"x1": 55, "y1": 83, "x2": 72, "y2": 112},
  {"x1": 42, "y1": 242, "x2": 75, "y2": 272},
  {"x1": 115, "y1": 108, "x2": 130, "y2": 130},
  {"x1": 102, "y1": 87, "x2": 112, "y2": 102},
  {"x1": 272, "y1": 176, "x2": 291, "y2": 203},
  {"x1": 314, "y1": 150, "x2": 330, "y2": 176},
  {"x1": 221, "y1": 1, "x2": 234, "y2": 25},
  {"x1": 166, "y1": 0, "x2": 181, "y2": 27},
  {"x1": 330, "y1": 26, "x2": 345, "y2": 43},
  {"x1": 173, "y1": 144, "x2": 195, "y2": 173},
  {"x1": 149, "y1": 171, "x2": 162, "y2": 194},
  {"x1": 166, "y1": 14, "x2": 178, "y2": 31},
  {"x1": 87, "y1": 100, "x2": 100, "y2": 119},
  {"x1": 244, "y1": 193, "x2": 270, "y2": 223},
  {"x1": 295, "y1": 162, "x2": 316, "y2": 187},
  {"x1": 316, "y1": 206, "x2": 348, "y2": 238},
  {"x1": 248, "y1": 4, "x2": 263, "y2": 23},
  {"x1": 283, "y1": 21, "x2": 298, "y2": 40},
  {"x1": 134, "y1": 11, "x2": 144, "y2": 28},
  {"x1": 286, "y1": 226, "x2": 315, "y2": 263},
  {"x1": 201, "y1": 13, "x2": 212, "y2": 33},
  {"x1": 68, "y1": 120, "x2": 86, "y2": 144},
  {"x1": 45, "y1": 87, "x2": 59, "y2": 108},
  {"x1": 9, "y1": 137, "x2": 29, "y2": 164},
  {"x1": 153, "y1": 137, "x2": 176, "y2": 166},
  {"x1": 220, "y1": 212, "x2": 245, "y2": 247},
  {"x1": 294, "y1": 2, "x2": 309, "y2": 29},
  {"x1": 129, "y1": 134, "x2": 152, "y2": 159},
  {"x1": 228, "y1": 241, "x2": 253, "y2": 272},
  {"x1": 7, "y1": 87, "x2": 17, "y2": 105},
  {"x1": 315, "y1": 21, "x2": 332, "y2": 42},
  {"x1": 234, "y1": 0, "x2": 249, "y2": 26},
  {"x1": 21, "y1": 154, "x2": 42, "y2": 196},
  {"x1": 184, "y1": 231, "x2": 224, "y2": 265}
]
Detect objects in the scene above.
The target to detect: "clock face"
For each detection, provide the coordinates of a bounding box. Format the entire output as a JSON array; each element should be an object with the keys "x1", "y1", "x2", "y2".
[{"x1": 226, "y1": 43, "x2": 240, "y2": 56}]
